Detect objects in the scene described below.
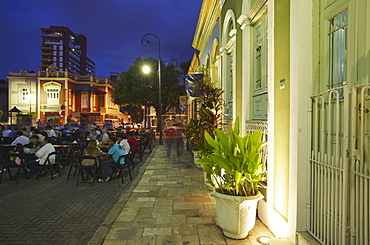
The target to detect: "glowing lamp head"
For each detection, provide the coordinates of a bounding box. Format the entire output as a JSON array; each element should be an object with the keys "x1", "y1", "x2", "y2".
[{"x1": 143, "y1": 65, "x2": 150, "y2": 74}]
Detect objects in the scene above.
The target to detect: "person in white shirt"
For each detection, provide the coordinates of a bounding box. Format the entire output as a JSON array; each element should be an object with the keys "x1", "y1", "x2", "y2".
[
  {"x1": 117, "y1": 134, "x2": 130, "y2": 155},
  {"x1": 100, "y1": 129, "x2": 109, "y2": 145},
  {"x1": 34, "y1": 129, "x2": 45, "y2": 143},
  {"x1": 28, "y1": 137, "x2": 56, "y2": 173},
  {"x1": 11, "y1": 131, "x2": 30, "y2": 146},
  {"x1": 44, "y1": 125, "x2": 56, "y2": 138},
  {"x1": 2, "y1": 127, "x2": 12, "y2": 137}
]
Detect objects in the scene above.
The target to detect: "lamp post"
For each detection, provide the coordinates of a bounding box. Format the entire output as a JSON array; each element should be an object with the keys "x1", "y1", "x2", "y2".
[
  {"x1": 25, "y1": 78, "x2": 32, "y2": 123},
  {"x1": 141, "y1": 33, "x2": 163, "y2": 145},
  {"x1": 141, "y1": 105, "x2": 146, "y2": 128}
]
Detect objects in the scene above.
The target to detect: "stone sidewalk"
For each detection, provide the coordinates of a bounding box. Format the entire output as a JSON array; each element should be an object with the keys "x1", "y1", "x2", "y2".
[{"x1": 90, "y1": 143, "x2": 274, "y2": 245}]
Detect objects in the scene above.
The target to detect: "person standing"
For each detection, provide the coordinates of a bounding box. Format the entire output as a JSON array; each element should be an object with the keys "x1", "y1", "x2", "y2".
[{"x1": 36, "y1": 119, "x2": 42, "y2": 128}]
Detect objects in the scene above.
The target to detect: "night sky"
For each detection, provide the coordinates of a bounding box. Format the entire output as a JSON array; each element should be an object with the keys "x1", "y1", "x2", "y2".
[{"x1": 0, "y1": 0, "x2": 202, "y2": 80}]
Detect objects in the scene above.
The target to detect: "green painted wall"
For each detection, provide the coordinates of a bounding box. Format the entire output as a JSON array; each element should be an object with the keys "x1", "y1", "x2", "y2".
[{"x1": 273, "y1": 0, "x2": 290, "y2": 219}]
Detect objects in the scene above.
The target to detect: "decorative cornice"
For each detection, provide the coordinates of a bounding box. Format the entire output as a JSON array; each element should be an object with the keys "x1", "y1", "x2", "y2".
[
  {"x1": 237, "y1": 15, "x2": 251, "y2": 29},
  {"x1": 247, "y1": 0, "x2": 268, "y2": 25},
  {"x1": 192, "y1": 0, "x2": 220, "y2": 52}
]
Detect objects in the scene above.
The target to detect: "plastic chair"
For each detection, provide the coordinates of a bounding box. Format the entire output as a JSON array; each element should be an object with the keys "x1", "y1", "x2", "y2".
[
  {"x1": 76, "y1": 156, "x2": 100, "y2": 186},
  {"x1": 67, "y1": 151, "x2": 81, "y2": 180},
  {"x1": 0, "y1": 145, "x2": 29, "y2": 184},
  {"x1": 116, "y1": 153, "x2": 132, "y2": 184},
  {"x1": 36, "y1": 152, "x2": 61, "y2": 180}
]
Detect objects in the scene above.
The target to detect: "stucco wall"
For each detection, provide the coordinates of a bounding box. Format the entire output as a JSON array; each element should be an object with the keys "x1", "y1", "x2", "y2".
[{"x1": 273, "y1": 0, "x2": 290, "y2": 220}]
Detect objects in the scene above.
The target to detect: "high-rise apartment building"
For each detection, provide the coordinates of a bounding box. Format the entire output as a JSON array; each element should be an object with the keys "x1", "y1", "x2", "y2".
[{"x1": 41, "y1": 26, "x2": 95, "y2": 76}]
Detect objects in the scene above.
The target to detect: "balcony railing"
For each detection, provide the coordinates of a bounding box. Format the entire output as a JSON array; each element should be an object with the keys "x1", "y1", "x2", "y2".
[
  {"x1": 246, "y1": 120, "x2": 268, "y2": 184},
  {"x1": 40, "y1": 104, "x2": 61, "y2": 112}
]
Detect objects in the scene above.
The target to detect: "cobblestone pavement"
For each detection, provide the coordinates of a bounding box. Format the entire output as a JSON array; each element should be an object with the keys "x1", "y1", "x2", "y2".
[{"x1": 0, "y1": 143, "x2": 156, "y2": 245}]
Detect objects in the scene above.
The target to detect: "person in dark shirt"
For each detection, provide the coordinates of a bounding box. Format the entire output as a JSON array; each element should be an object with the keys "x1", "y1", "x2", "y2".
[{"x1": 25, "y1": 135, "x2": 41, "y2": 149}]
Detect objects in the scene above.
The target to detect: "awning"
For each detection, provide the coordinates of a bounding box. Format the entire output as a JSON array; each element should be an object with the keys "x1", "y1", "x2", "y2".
[
  {"x1": 9, "y1": 106, "x2": 22, "y2": 112},
  {"x1": 72, "y1": 86, "x2": 106, "y2": 94}
]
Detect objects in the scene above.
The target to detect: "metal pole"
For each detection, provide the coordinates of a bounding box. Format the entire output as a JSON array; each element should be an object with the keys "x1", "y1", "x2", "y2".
[
  {"x1": 26, "y1": 78, "x2": 32, "y2": 124},
  {"x1": 141, "y1": 33, "x2": 163, "y2": 145}
]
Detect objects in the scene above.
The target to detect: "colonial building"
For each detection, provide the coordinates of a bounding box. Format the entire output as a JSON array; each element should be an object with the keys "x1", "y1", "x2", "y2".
[
  {"x1": 7, "y1": 66, "x2": 126, "y2": 125},
  {"x1": 191, "y1": 0, "x2": 370, "y2": 244}
]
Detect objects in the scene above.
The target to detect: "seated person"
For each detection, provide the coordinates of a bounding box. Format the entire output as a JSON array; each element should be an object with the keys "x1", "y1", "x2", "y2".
[
  {"x1": 34, "y1": 129, "x2": 45, "y2": 143},
  {"x1": 87, "y1": 129, "x2": 98, "y2": 141},
  {"x1": 117, "y1": 134, "x2": 130, "y2": 155},
  {"x1": 28, "y1": 137, "x2": 56, "y2": 174},
  {"x1": 81, "y1": 140, "x2": 104, "y2": 180},
  {"x1": 25, "y1": 135, "x2": 41, "y2": 149},
  {"x1": 128, "y1": 132, "x2": 139, "y2": 152},
  {"x1": 44, "y1": 125, "x2": 57, "y2": 138},
  {"x1": 139, "y1": 132, "x2": 152, "y2": 153},
  {"x1": 100, "y1": 129, "x2": 109, "y2": 145},
  {"x1": 11, "y1": 131, "x2": 30, "y2": 146},
  {"x1": 99, "y1": 138, "x2": 125, "y2": 181}
]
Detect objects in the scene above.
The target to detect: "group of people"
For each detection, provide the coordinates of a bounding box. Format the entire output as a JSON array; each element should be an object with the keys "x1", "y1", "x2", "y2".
[
  {"x1": 81, "y1": 130, "x2": 150, "y2": 182},
  {"x1": 0, "y1": 121, "x2": 153, "y2": 181}
]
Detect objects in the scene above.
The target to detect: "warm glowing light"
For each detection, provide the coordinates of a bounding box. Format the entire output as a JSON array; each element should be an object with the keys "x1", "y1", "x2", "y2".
[
  {"x1": 143, "y1": 65, "x2": 150, "y2": 74},
  {"x1": 258, "y1": 236, "x2": 271, "y2": 244}
]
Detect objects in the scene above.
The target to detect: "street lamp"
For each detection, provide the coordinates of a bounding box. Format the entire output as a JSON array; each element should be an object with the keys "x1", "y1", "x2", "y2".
[
  {"x1": 25, "y1": 78, "x2": 32, "y2": 123},
  {"x1": 141, "y1": 33, "x2": 163, "y2": 145}
]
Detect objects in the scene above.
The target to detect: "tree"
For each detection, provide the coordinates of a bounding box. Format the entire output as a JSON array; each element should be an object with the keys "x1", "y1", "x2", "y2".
[
  {"x1": 121, "y1": 105, "x2": 142, "y2": 123},
  {"x1": 112, "y1": 56, "x2": 185, "y2": 128},
  {"x1": 179, "y1": 60, "x2": 191, "y2": 74}
]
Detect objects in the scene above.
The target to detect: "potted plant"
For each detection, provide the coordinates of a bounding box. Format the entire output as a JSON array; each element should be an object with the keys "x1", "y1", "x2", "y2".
[
  {"x1": 199, "y1": 117, "x2": 266, "y2": 239},
  {"x1": 184, "y1": 74, "x2": 224, "y2": 161}
]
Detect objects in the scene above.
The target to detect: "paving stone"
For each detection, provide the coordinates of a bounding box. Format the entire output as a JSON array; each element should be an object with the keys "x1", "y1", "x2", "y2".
[
  {"x1": 155, "y1": 198, "x2": 173, "y2": 206},
  {"x1": 182, "y1": 234, "x2": 201, "y2": 245},
  {"x1": 156, "y1": 214, "x2": 187, "y2": 225},
  {"x1": 156, "y1": 234, "x2": 182, "y2": 245},
  {"x1": 132, "y1": 218, "x2": 156, "y2": 228},
  {"x1": 197, "y1": 224, "x2": 227, "y2": 245},
  {"x1": 105, "y1": 227, "x2": 143, "y2": 240},
  {"x1": 174, "y1": 201, "x2": 204, "y2": 210},
  {"x1": 142, "y1": 227, "x2": 171, "y2": 236},
  {"x1": 136, "y1": 207, "x2": 153, "y2": 219}
]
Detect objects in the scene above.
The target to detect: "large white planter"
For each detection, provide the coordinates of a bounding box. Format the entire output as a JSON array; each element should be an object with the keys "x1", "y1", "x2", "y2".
[{"x1": 211, "y1": 190, "x2": 264, "y2": 239}]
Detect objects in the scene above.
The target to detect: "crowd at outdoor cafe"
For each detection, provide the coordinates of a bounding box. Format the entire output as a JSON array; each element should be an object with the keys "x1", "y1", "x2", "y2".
[{"x1": 0, "y1": 121, "x2": 153, "y2": 184}]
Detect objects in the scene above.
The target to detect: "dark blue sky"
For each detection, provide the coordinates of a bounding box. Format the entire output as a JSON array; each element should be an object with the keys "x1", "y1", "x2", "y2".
[{"x1": 0, "y1": 0, "x2": 202, "y2": 80}]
